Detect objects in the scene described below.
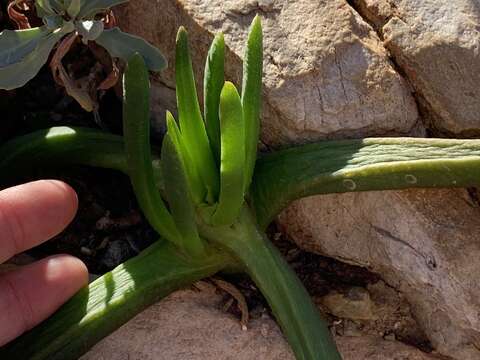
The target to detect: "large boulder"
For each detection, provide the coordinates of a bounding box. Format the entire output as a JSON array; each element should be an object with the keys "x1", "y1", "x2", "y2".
[
  {"x1": 279, "y1": 189, "x2": 480, "y2": 359},
  {"x1": 114, "y1": 0, "x2": 480, "y2": 359},
  {"x1": 116, "y1": 0, "x2": 419, "y2": 145},
  {"x1": 351, "y1": 0, "x2": 480, "y2": 135},
  {"x1": 81, "y1": 285, "x2": 443, "y2": 360}
]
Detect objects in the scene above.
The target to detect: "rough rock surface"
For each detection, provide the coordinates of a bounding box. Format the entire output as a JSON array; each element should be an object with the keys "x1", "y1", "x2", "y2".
[
  {"x1": 116, "y1": 0, "x2": 419, "y2": 145},
  {"x1": 115, "y1": 1, "x2": 480, "y2": 359},
  {"x1": 351, "y1": 0, "x2": 480, "y2": 135},
  {"x1": 82, "y1": 285, "x2": 442, "y2": 360},
  {"x1": 279, "y1": 188, "x2": 480, "y2": 359}
]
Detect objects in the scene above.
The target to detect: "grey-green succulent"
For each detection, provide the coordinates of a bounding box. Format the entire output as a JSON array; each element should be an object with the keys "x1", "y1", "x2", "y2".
[{"x1": 0, "y1": 0, "x2": 165, "y2": 110}]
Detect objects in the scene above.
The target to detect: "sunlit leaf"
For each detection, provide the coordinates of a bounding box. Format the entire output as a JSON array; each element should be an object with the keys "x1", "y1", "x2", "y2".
[
  {"x1": 211, "y1": 82, "x2": 245, "y2": 226},
  {"x1": 162, "y1": 125, "x2": 206, "y2": 258},
  {"x1": 242, "y1": 15, "x2": 263, "y2": 193},
  {"x1": 96, "y1": 28, "x2": 167, "y2": 71},
  {"x1": 0, "y1": 27, "x2": 50, "y2": 67},
  {"x1": 175, "y1": 27, "x2": 219, "y2": 202},
  {"x1": 123, "y1": 54, "x2": 181, "y2": 245},
  {"x1": 204, "y1": 32, "x2": 225, "y2": 163},
  {"x1": 166, "y1": 111, "x2": 205, "y2": 204},
  {"x1": 0, "y1": 30, "x2": 63, "y2": 90}
]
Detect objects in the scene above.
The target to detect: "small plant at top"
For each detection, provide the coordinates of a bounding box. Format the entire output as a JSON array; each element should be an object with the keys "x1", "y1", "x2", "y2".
[
  {"x1": 0, "y1": 0, "x2": 166, "y2": 112},
  {"x1": 2, "y1": 15, "x2": 480, "y2": 360}
]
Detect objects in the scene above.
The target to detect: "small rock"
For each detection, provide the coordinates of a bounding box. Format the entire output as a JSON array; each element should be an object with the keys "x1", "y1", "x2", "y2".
[{"x1": 321, "y1": 287, "x2": 377, "y2": 321}]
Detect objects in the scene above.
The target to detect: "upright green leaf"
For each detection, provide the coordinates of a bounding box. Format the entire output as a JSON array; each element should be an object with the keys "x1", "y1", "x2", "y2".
[
  {"x1": 162, "y1": 130, "x2": 206, "y2": 258},
  {"x1": 166, "y1": 112, "x2": 205, "y2": 204},
  {"x1": 95, "y1": 28, "x2": 167, "y2": 71},
  {"x1": 0, "y1": 27, "x2": 50, "y2": 67},
  {"x1": 242, "y1": 15, "x2": 263, "y2": 193},
  {"x1": 176, "y1": 27, "x2": 219, "y2": 203},
  {"x1": 0, "y1": 31, "x2": 63, "y2": 90},
  {"x1": 211, "y1": 82, "x2": 245, "y2": 226},
  {"x1": 123, "y1": 54, "x2": 180, "y2": 245},
  {"x1": 204, "y1": 32, "x2": 225, "y2": 163},
  {"x1": 77, "y1": 0, "x2": 128, "y2": 19}
]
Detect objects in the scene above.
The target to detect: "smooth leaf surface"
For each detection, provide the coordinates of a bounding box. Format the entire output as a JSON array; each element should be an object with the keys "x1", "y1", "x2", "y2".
[
  {"x1": 242, "y1": 15, "x2": 263, "y2": 193},
  {"x1": 95, "y1": 28, "x2": 167, "y2": 71},
  {"x1": 0, "y1": 27, "x2": 50, "y2": 67},
  {"x1": 252, "y1": 137, "x2": 480, "y2": 228},
  {"x1": 162, "y1": 130, "x2": 206, "y2": 257},
  {"x1": 175, "y1": 27, "x2": 219, "y2": 202},
  {"x1": 123, "y1": 54, "x2": 180, "y2": 245},
  {"x1": 204, "y1": 32, "x2": 225, "y2": 162},
  {"x1": 0, "y1": 30, "x2": 63, "y2": 90},
  {"x1": 212, "y1": 82, "x2": 245, "y2": 226},
  {"x1": 166, "y1": 111, "x2": 205, "y2": 204}
]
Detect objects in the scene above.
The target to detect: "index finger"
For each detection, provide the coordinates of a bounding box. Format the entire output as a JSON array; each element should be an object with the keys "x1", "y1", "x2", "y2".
[{"x1": 0, "y1": 180, "x2": 78, "y2": 263}]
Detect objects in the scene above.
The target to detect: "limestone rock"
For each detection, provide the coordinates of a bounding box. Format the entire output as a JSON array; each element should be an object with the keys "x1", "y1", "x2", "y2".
[
  {"x1": 82, "y1": 285, "x2": 293, "y2": 360},
  {"x1": 278, "y1": 188, "x2": 480, "y2": 359},
  {"x1": 352, "y1": 0, "x2": 480, "y2": 135},
  {"x1": 116, "y1": 0, "x2": 419, "y2": 146},
  {"x1": 82, "y1": 286, "x2": 442, "y2": 360}
]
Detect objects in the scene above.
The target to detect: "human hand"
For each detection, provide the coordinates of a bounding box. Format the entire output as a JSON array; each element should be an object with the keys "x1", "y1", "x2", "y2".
[{"x1": 0, "y1": 180, "x2": 88, "y2": 346}]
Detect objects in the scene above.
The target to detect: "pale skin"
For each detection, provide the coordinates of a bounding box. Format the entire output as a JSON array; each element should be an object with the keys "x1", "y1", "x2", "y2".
[{"x1": 0, "y1": 180, "x2": 88, "y2": 346}]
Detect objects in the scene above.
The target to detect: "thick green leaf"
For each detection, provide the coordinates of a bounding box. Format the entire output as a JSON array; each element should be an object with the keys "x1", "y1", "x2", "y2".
[
  {"x1": 0, "y1": 30, "x2": 63, "y2": 90},
  {"x1": 252, "y1": 137, "x2": 480, "y2": 228},
  {"x1": 211, "y1": 82, "x2": 245, "y2": 226},
  {"x1": 95, "y1": 28, "x2": 166, "y2": 71},
  {"x1": 176, "y1": 27, "x2": 219, "y2": 203},
  {"x1": 0, "y1": 126, "x2": 163, "y2": 192},
  {"x1": 242, "y1": 15, "x2": 263, "y2": 193},
  {"x1": 166, "y1": 111, "x2": 205, "y2": 204},
  {"x1": 123, "y1": 54, "x2": 180, "y2": 245},
  {"x1": 77, "y1": 0, "x2": 129, "y2": 19},
  {"x1": 0, "y1": 241, "x2": 230, "y2": 360},
  {"x1": 200, "y1": 206, "x2": 342, "y2": 360},
  {"x1": 162, "y1": 128, "x2": 206, "y2": 258},
  {"x1": 0, "y1": 27, "x2": 50, "y2": 67},
  {"x1": 204, "y1": 32, "x2": 225, "y2": 163}
]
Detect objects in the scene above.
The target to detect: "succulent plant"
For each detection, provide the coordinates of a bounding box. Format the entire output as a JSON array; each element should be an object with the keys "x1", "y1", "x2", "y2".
[{"x1": 0, "y1": 0, "x2": 166, "y2": 111}]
